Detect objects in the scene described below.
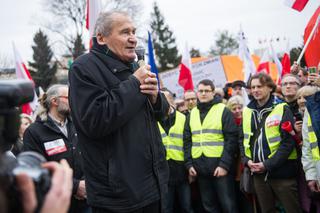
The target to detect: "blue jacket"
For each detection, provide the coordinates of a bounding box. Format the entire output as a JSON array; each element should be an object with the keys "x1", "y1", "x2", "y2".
[{"x1": 306, "y1": 91, "x2": 320, "y2": 144}]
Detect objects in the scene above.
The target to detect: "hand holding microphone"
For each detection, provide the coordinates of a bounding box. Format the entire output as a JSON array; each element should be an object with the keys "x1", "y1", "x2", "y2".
[{"x1": 134, "y1": 46, "x2": 159, "y2": 104}]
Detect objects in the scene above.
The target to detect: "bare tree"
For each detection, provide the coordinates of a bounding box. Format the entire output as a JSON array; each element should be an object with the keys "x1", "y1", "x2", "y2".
[
  {"x1": 42, "y1": 0, "x2": 142, "y2": 59},
  {"x1": 0, "y1": 53, "x2": 14, "y2": 69},
  {"x1": 102, "y1": 0, "x2": 141, "y2": 21},
  {"x1": 43, "y1": 0, "x2": 86, "y2": 59}
]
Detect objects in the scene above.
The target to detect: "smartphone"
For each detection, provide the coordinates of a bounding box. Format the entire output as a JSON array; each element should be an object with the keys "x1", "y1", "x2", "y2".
[
  {"x1": 295, "y1": 112, "x2": 303, "y2": 122},
  {"x1": 309, "y1": 66, "x2": 317, "y2": 74}
]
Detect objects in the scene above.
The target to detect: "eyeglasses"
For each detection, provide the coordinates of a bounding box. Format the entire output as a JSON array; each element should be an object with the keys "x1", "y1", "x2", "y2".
[
  {"x1": 198, "y1": 90, "x2": 212, "y2": 94},
  {"x1": 57, "y1": 95, "x2": 68, "y2": 99},
  {"x1": 185, "y1": 97, "x2": 196, "y2": 102},
  {"x1": 281, "y1": 82, "x2": 299, "y2": 87}
]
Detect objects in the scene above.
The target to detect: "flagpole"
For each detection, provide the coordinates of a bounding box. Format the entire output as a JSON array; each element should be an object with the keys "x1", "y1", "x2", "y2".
[{"x1": 297, "y1": 14, "x2": 320, "y2": 64}]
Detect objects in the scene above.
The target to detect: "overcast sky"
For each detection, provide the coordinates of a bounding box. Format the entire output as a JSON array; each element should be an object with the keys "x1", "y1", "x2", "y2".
[{"x1": 0, "y1": 0, "x2": 319, "y2": 67}]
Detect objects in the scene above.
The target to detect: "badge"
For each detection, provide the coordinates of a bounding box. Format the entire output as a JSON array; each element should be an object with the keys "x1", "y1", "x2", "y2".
[{"x1": 44, "y1": 139, "x2": 67, "y2": 156}]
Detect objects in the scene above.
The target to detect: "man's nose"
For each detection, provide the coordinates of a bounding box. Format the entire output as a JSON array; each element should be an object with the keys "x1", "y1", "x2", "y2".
[{"x1": 129, "y1": 34, "x2": 137, "y2": 43}]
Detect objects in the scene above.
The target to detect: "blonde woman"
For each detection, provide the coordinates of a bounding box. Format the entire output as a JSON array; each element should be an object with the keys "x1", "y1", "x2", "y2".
[
  {"x1": 227, "y1": 95, "x2": 254, "y2": 212},
  {"x1": 296, "y1": 86, "x2": 320, "y2": 115},
  {"x1": 226, "y1": 95, "x2": 244, "y2": 125},
  {"x1": 11, "y1": 113, "x2": 33, "y2": 156}
]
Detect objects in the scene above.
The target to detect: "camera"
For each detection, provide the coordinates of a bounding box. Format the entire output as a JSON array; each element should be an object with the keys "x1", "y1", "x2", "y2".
[
  {"x1": 0, "y1": 151, "x2": 51, "y2": 213},
  {"x1": 0, "y1": 79, "x2": 51, "y2": 212}
]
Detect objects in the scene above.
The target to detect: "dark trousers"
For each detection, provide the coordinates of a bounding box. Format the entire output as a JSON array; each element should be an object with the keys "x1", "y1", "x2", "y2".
[
  {"x1": 92, "y1": 200, "x2": 160, "y2": 213},
  {"x1": 197, "y1": 175, "x2": 238, "y2": 213},
  {"x1": 253, "y1": 175, "x2": 301, "y2": 213},
  {"x1": 165, "y1": 181, "x2": 194, "y2": 213}
]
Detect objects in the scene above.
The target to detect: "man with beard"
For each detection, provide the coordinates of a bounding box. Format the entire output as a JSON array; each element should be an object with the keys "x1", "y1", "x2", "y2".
[{"x1": 23, "y1": 84, "x2": 89, "y2": 213}]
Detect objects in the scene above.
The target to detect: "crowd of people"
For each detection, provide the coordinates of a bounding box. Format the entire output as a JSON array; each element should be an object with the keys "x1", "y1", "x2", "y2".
[{"x1": 4, "y1": 10, "x2": 320, "y2": 213}]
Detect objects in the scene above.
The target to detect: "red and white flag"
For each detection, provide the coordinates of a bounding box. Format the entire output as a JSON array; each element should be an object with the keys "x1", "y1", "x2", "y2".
[
  {"x1": 281, "y1": 41, "x2": 291, "y2": 79},
  {"x1": 12, "y1": 43, "x2": 38, "y2": 115},
  {"x1": 256, "y1": 48, "x2": 270, "y2": 74},
  {"x1": 178, "y1": 43, "x2": 194, "y2": 92},
  {"x1": 304, "y1": 6, "x2": 320, "y2": 67},
  {"x1": 86, "y1": 0, "x2": 102, "y2": 47},
  {"x1": 284, "y1": 0, "x2": 309, "y2": 12}
]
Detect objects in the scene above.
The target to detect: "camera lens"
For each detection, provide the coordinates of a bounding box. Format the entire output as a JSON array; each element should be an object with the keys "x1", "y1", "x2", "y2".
[{"x1": 13, "y1": 151, "x2": 48, "y2": 181}]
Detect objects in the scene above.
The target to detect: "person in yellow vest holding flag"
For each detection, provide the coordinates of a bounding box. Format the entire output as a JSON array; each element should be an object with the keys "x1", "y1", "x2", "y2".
[
  {"x1": 240, "y1": 73, "x2": 301, "y2": 213},
  {"x1": 184, "y1": 79, "x2": 239, "y2": 212},
  {"x1": 158, "y1": 88, "x2": 193, "y2": 213}
]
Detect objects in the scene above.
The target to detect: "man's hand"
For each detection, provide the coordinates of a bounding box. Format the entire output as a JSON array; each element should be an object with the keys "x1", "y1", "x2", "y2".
[
  {"x1": 15, "y1": 174, "x2": 37, "y2": 213},
  {"x1": 213, "y1": 166, "x2": 228, "y2": 177},
  {"x1": 133, "y1": 65, "x2": 159, "y2": 104},
  {"x1": 140, "y1": 72, "x2": 159, "y2": 104},
  {"x1": 16, "y1": 159, "x2": 73, "y2": 213},
  {"x1": 247, "y1": 160, "x2": 254, "y2": 170},
  {"x1": 294, "y1": 121, "x2": 303, "y2": 134},
  {"x1": 308, "y1": 180, "x2": 320, "y2": 192},
  {"x1": 40, "y1": 159, "x2": 73, "y2": 213},
  {"x1": 290, "y1": 61, "x2": 299, "y2": 75},
  {"x1": 75, "y1": 180, "x2": 86, "y2": 200},
  {"x1": 250, "y1": 162, "x2": 266, "y2": 173},
  {"x1": 308, "y1": 73, "x2": 320, "y2": 85},
  {"x1": 133, "y1": 65, "x2": 151, "y2": 85},
  {"x1": 188, "y1": 166, "x2": 197, "y2": 177}
]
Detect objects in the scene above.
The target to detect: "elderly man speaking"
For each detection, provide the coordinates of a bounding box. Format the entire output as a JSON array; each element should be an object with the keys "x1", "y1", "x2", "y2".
[{"x1": 68, "y1": 11, "x2": 169, "y2": 213}]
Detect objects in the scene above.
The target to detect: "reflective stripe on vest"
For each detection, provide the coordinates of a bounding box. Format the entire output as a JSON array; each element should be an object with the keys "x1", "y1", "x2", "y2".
[
  {"x1": 158, "y1": 111, "x2": 186, "y2": 161},
  {"x1": 242, "y1": 103, "x2": 297, "y2": 160},
  {"x1": 308, "y1": 114, "x2": 320, "y2": 161},
  {"x1": 242, "y1": 108, "x2": 253, "y2": 158},
  {"x1": 190, "y1": 103, "x2": 225, "y2": 158}
]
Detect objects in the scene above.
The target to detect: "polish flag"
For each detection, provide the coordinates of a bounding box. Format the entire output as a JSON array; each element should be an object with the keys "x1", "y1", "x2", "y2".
[
  {"x1": 256, "y1": 48, "x2": 270, "y2": 74},
  {"x1": 178, "y1": 43, "x2": 194, "y2": 92},
  {"x1": 13, "y1": 43, "x2": 38, "y2": 115},
  {"x1": 304, "y1": 6, "x2": 320, "y2": 67},
  {"x1": 284, "y1": 0, "x2": 309, "y2": 12},
  {"x1": 281, "y1": 53, "x2": 291, "y2": 77},
  {"x1": 86, "y1": 0, "x2": 102, "y2": 47}
]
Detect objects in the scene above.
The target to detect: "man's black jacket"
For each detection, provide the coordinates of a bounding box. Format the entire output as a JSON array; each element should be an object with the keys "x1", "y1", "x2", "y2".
[
  {"x1": 183, "y1": 97, "x2": 238, "y2": 176},
  {"x1": 68, "y1": 40, "x2": 169, "y2": 212},
  {"x1": 23, "y1": 116, "x2": 87, "y2": 212},
  {"x1": 239, "y1": 95, "x2": 298, "y2": 179}
]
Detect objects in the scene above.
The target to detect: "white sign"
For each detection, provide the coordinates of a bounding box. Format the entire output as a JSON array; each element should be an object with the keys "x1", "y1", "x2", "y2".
[{"x1": 159, "y1": 57, "x2": 227, "y2": 98}]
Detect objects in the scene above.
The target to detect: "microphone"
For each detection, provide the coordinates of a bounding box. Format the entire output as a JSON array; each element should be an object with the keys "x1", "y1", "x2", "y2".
[{"x1": 135, "y1": 45, "x2": 145, "y2": 67}]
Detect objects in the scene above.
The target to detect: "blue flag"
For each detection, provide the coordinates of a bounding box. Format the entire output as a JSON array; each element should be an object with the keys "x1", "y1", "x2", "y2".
[{"x1": 148, "y1": 31, "x2": 160, "y2": 89}]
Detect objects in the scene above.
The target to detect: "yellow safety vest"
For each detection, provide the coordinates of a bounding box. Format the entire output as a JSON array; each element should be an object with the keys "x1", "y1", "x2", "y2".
[
  {"x1": 242, "y1": 103, "x2": 297, "y2": 159},
  {"x1": 308, "y1": 114, "x2": 320, "y2": 161},
  {"x1": 158, "y1": 111, "x2": 186, "y2": 161},
  {"x1": 190, "y1": 103, "x2": 225, "y2": 158}
]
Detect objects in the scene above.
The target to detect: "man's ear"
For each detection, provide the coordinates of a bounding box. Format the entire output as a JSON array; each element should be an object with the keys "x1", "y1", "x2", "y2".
[
  {"x1": 51, "y1": 97, "x2": 59, "y2": 107},
  {"x1": 96, "y1": 33, "x2": 107, "y2": 45}
]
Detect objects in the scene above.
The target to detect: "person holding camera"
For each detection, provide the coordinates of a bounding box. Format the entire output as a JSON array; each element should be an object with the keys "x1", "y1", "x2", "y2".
[
  {"x1": 15, "y1": 159, "x2": 73, "y2": 213},
  {"x1": 23, "y1": 84, "x2": 89, "y2": 213}
]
